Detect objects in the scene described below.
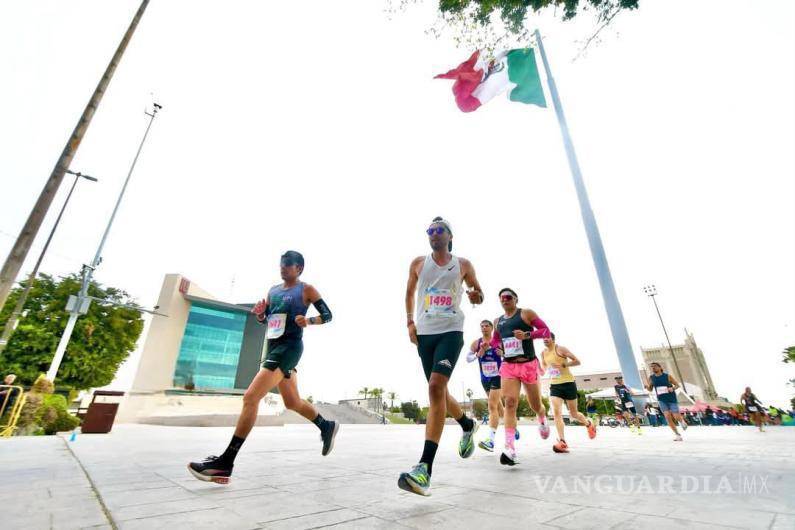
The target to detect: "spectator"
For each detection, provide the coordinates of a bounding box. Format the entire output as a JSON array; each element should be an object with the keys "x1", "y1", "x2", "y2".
[
  {"x1": 0, "y1": 373, "x2": 19, "y2": 415},
  {"x1": 645, "y1": 402, "x2": 659, "y2": 427}
]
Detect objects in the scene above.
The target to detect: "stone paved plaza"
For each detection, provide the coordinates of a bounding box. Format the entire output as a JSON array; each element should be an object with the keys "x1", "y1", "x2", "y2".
[{"x1": 2, "y1": 423, "x2": 794, "y2": 529}]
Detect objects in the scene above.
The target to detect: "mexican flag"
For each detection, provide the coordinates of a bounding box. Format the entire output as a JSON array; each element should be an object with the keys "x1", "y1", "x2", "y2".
[{"x1": 435, "y1": 48, "x2": 547, "y2": 113}]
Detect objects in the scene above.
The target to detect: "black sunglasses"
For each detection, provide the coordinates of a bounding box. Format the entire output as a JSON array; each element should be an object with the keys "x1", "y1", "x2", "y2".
[{"x1": 426, "y1": 227, "x2": 446, "y2": 236}]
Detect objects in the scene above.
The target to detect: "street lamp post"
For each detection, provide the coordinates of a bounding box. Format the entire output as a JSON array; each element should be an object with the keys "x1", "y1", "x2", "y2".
[
  {"x1": 46, "y1": 104, "x2": 161, "y2": 382},
  {"x1": 642, "y1": 285, "x2": 689, "y2": 396},
  {"x1": 0, "y1": 170, "x2": 98, "y2": 355}
]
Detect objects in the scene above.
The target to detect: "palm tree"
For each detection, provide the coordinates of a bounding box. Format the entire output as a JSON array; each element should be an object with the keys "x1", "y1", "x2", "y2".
[
  {"x1": 387, "y1": 391, "x2": 398, "y2": 410},
  {"x1": 371, "y1": 388, "x2": 385, "y2": 413},
  {"x1": 358, "y1": 387, "x2": 370, "y2": 400}
]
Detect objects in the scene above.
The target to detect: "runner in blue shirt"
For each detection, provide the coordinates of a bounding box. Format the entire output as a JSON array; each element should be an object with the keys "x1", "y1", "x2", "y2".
[{"x1": 466, "y1": 320, "x2": 510, "y2": 451}]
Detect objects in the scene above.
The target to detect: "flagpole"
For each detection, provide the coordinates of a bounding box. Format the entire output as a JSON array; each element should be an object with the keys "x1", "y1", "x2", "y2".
[{"x1": 533, "y1": 29, "x2": 644, "y2": 392}]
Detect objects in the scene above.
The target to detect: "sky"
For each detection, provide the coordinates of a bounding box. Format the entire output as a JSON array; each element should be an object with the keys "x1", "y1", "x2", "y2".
[{"x1": 1, "y1": 0, "x2": 794, "y2": 408}]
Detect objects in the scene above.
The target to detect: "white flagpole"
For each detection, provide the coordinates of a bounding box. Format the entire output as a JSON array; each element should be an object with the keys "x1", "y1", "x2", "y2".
[{"x1": 533, "y1": 29, "x2": 644, "y2": 392}]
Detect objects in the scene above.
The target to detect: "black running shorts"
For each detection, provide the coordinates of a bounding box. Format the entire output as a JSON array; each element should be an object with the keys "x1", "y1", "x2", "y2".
[
  {"x1": 262, "y1": 339, "x2": 303, "y2": 378},
  {"x1": 481, "y1": 376, "x2": 502, "y2": 394},
  {"x1": 550, "y1": 381, "x2": 578, "y2": 401},
  {"x1": 416, "y1": 331, "x2": 464, "y2": 380}
]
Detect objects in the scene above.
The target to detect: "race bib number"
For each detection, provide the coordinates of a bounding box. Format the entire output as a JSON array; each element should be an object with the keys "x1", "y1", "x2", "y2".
[
  {"x1": 747, "y1": 406, "x2": 757, "y2": 412},
  {"x1": 502, "y1": 337, "x2": 524, "y2": 358},
  {"x1": 655, "y1": 386, "x2": 670, "y2": 395},
  {"x1": 424, "y1": 289, "x2": 454, "y2": 317},
  {"x1": 625, "y1": 401, "x2": 635, "y2": 409},
  {"x1": 547, "y1": 367, "x2": 561, "y2": 379},
  {"x1": 266, "y1": 313, "x2": 286, "y2": 339},
  {"x1": 481, "y1": 361, "x2": 499, "y2": 377}
]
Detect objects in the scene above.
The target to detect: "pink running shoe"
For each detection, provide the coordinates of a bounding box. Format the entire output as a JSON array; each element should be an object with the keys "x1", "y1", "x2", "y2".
[{"x1": 538, "y1": 421, "x2": 550, "y2": 440}]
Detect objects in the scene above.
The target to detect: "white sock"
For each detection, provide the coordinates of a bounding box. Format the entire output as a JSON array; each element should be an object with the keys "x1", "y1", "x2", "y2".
[{"x1": 489, "y1": 428, "x2": 496, "y2": 442}]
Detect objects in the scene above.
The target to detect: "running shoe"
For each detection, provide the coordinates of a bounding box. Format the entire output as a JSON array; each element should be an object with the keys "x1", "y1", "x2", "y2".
[
  {"x1": 398, "y1": 463, "x2": 431, "y2": 496},
  {"x1": 515, "y1": 429, "x2": 521, "y2": 440},
  {"x1": 500, "y1": 448, "x2": 518, "y2": 466},
  {"x1": 586, "y1": 418, "x2": 597, "y2": 440},
  {"x1": 187, "y1": 456, "x2": 232, "y2": 484},
  {"x1": 458, "y1": 420, "x2": 479, "y2": 458},
  {"x1": 478, "y1": 439, "x2": 495, "y2": 452},
  {"x1": 673, "y1": 435, "x2": 683, "y2": 442},
  {"x1": 636, "y1": 426, "x2": 643, "y2": 435},
  {"x1": 538, "y1": 421, "x2": 550, "y2": 440},
  {"x1": 320, "y1": 420, "x2": 339, "y2": 456},
  {"x1": 552, "y1": 439, "x2": 569, "y2": 453}
]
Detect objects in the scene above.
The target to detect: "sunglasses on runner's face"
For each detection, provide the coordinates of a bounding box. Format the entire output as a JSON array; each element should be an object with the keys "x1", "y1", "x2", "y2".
[
  {"x1": 281, "y1": 259, "x2": 298, "y2": 267},
  {"x1": 426, "y1": 227, "x2": 446, "y2": 236},
  {"x1": 500, "y1": 294, "x2": 515, "y2": 301}
]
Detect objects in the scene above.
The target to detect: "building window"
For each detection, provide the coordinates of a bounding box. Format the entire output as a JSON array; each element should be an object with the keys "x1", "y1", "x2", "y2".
[
  {"x1": 600, "y1": 377, "x2": 607, "y2": 381},
  {"x1": 583, "y1": 378, "x2": 591, "y2": 382},
  {"x1": 173, "y1": 304, "x2": 246, "y2": 390}
]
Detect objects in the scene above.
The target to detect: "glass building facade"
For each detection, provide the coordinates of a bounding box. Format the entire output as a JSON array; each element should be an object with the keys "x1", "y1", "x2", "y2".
[{"x1": 173, "y1": 304, "x2": 247, "y2": 390}]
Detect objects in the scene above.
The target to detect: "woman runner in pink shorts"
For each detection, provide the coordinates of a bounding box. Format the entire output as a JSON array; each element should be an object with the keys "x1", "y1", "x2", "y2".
[{"x1": 492, "y1": 288, "x2": 552, "y2": 466}]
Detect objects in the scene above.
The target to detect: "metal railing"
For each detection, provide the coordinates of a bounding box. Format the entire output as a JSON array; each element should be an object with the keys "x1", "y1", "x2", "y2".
[{"x1": 0, "y1": 385, "x2": 26, "y2": 437}]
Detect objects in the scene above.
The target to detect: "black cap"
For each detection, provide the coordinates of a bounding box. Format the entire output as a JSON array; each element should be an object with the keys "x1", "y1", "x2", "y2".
[{"x1": 281, "y1": 250, "x2": 304, "y2": 269}]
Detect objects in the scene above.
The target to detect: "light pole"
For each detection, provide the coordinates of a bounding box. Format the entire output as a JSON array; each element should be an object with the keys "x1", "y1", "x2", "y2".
[
  {"x1": 0, "y1": 170, "x2": 98, "y2": 355},
  {"x1": 0, "y1": 0, "x2": 151, "y2": 315},
  {"x1": 642, "y1": 285, "x2": 688, "y2": 395},
  {"x1": 46, "y1": 103, "x2": 161, "y2": 382}
]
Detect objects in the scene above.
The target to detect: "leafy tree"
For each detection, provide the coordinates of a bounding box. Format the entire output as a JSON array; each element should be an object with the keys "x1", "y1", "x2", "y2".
[
  {"x1": 401, "y1": 400, "x2": 421, "y2": 421},
  {"x1": 437, "y1": 0, "x2": 639, "y2": 33},
  {"x1": 576, "y1": 389, "x2": 587, "y2": 413},
  {"x1": 391, "y1": 0, "x2": 640, "y2": 52},
  {"x1": 783, "y1": 346, "x2": 795, "y2": 364},
  {"x1": 0, "y1": 274, "x2": 144, "y2": 391}
]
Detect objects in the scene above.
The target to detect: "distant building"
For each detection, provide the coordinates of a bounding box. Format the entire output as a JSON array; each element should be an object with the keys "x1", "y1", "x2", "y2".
[
  {"x1": 339, "y1": 398, "x2": 382, "y2": 411},
  {"x1": 130, "y1": 274, "x2": 266, "y2": 393},
  {"x1": 641, "y1": 331, "x2": 718, "y2": 401},
  {"x1": 119, "y1": 274, "x2": 284, "y2": 425}
]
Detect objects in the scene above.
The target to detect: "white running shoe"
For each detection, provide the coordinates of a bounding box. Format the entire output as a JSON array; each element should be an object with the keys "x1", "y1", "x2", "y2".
[
  {"x1": 674, "y1": 435, "x2": 683, "y2": 442},
  {"x1": 538, "y1": 422, "x2": 550, "y2": 440}
]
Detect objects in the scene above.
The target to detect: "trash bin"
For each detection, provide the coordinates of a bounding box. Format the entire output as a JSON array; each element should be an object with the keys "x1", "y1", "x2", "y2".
[{"x1": 81, "y1": 390, "x2": 125, "y2": 434}]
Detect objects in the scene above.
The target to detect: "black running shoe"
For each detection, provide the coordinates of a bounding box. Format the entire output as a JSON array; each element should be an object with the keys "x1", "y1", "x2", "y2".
[
  {"x1": 321, "y1": 420, "x2": 339, "y2": 456},
  {"x1": 500, "y1": 450, "x2": 518, "y2": 466},
  {"x1": 187, "y1": 455, "x2": 232, "y2": 484}
]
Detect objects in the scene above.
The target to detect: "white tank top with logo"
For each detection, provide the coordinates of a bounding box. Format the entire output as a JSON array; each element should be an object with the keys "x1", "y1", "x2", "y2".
[{"x1": 415, "y1": 254, "x2": 465, "y2": 335}]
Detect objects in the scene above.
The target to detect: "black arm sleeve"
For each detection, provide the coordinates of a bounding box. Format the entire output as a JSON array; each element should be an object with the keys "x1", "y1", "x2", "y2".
[{"x1": 312, "y1": 298, "x2": 332, "y2": 323}]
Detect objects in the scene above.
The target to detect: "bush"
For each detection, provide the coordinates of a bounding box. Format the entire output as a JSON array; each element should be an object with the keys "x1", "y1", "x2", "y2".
[
  {"x1": 400, "y1": 401, "x2": 421, "y2": 421},
  {"x1": 16, "y1": 375, "x2": 80, "y2": 435},
  {"x1": 472, "y1": 399, "x2": 487, "y2": 419}
]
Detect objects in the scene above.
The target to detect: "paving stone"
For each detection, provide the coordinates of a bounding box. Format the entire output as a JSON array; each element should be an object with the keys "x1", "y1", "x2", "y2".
[{"x1": 4, "y1": 423, "x2": 794, "y2": 529}]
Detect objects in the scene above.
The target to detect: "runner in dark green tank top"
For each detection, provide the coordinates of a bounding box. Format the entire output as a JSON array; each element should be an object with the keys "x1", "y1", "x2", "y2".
[{"x1": 187, "y1": 251, "x2": 338, "y2": 484}]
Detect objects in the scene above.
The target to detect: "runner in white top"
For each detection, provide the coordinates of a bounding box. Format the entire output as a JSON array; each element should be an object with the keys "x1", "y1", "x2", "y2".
[{"x1": 398, "y1": 217, "x2": 485, "y2": 497}]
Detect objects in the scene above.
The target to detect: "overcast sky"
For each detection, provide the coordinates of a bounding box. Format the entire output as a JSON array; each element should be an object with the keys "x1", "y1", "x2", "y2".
[{"x1": 1, "y1": 0, "x2": 793, "y2": 407}]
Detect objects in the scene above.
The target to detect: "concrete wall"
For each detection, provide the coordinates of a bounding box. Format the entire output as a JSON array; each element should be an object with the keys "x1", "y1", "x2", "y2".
[{"x1": 130, "y1": 274, "x2": 191, "y2": 392}]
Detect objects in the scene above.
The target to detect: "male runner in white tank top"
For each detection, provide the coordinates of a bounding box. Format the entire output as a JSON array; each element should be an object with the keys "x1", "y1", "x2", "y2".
[{"x1": 398, "y1": 217, "x2": 485, "y2": 496}]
